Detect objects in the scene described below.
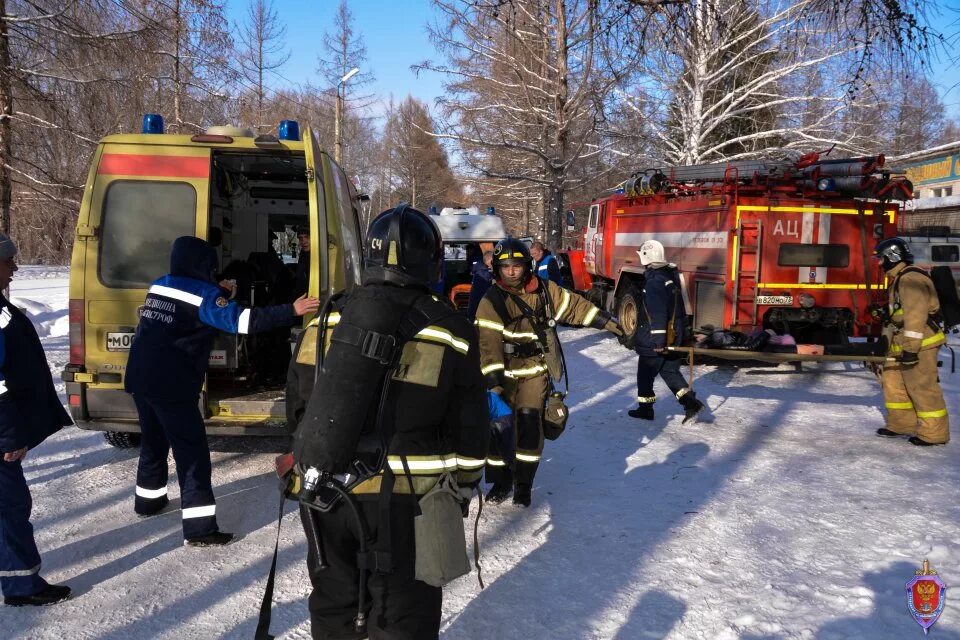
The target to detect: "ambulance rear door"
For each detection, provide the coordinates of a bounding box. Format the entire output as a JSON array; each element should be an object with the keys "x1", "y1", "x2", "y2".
[{"x1": 82, "y1": 143, "x2": 211, "y2": 421}]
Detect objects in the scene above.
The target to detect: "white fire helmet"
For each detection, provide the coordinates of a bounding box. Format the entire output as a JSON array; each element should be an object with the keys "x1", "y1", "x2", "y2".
[{"x1": 637, "y1": 239, "x2": 665, "y2": 265}]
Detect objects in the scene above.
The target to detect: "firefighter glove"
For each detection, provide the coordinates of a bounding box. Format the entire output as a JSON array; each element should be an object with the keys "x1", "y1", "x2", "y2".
[
  {"x1": 605, "y1": 319, "x2": 624, "y2": 337},
  {"x1": 900, "y1": 351, "x2": 919, "y2": 367}
]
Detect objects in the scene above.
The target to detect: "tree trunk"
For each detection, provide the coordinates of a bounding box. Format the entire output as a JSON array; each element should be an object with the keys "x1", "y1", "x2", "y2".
[
  {"x1": 0, "y1": 0, "x2": 12, "y2": 235},
  {"x1": 173, "y1": 0, "x2": 182, "y2": 132}
]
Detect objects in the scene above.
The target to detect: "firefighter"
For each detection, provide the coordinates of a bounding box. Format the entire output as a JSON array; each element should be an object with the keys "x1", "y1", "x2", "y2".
[
  {"x1": 873, "y1": 238, "x2": 949, "y2": 446},
  {"x1": 476, "y1": 238, "x2": 622, "y2": 507},
  {"x1": 125, "y1": 236, "x2": 319, "y2": 546},
  {"x1": 530, "y1": 241, "x2": 564, "y2": 287},
  {"x1": 628, "y1": 240, "x2": 704, "y2": 423},
  {"x1": 293, "y1": 205, "x2": 488, "y2": 639},
  {"x1": 0, "y1": 235, "x2": 73, "y2": 607}
]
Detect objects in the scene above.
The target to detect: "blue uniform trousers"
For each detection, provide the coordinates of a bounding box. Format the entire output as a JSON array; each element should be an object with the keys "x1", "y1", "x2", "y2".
[
  {"x1": 636, "y1": 354, "x2": 691, "y2": 404},
  {"x1": 133, "y1": 395, "x2": 218, "y2": 538},
  {"x1": 0, "y1": 460, "x2": 48, "y2": 597}
]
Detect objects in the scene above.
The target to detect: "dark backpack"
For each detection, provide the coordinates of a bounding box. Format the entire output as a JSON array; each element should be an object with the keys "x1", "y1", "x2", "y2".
[{"x1": 894, "y1": 266, "x2": 960, "y2": 332}]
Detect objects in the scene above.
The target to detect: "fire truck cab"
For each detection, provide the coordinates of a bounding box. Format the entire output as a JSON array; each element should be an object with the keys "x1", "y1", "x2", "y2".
[
  {"x1": 582, "y1": 155, "x2": 911, "y2": 348},
  {"x1": 63, "y1": 116, "x2": 364, "y2": 447}
]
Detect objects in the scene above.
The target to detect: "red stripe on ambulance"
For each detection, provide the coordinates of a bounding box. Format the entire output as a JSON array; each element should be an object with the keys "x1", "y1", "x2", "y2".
[{"x1": 97, "y1": 154, "x2": 209, "y2": 178}]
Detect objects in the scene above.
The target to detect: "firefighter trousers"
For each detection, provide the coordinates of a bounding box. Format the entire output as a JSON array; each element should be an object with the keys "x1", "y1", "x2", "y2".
[
  {"x1": 300, "y1": 495, "x2": 441, "y2": 640},
  {"x1": 0, "y1": 460, "x2": 48, "y2": 597},
  {"x1": 132, "y1": 395, "x2": 219, "y2": 538},
  {"x1": 881, "y1": 350, "x2": 949, "y2": 444},
  {"x1": 485, "y1": 373, "x2": 549, "y2": 488},
  {"x1": 636, "y1": 355, "x2": 692, "y2": 405}
]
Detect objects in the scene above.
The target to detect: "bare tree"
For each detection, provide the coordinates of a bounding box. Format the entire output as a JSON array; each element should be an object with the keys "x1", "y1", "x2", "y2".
[
  {"x1": 631, "y1": 0, "x2": 860, "y2": 166},
  {"x1": 237, "y1": 0, "x2": 289, "y2": 133},
  {"x1": 420, "y1": 0, "x2": 642, "y2": 243}
]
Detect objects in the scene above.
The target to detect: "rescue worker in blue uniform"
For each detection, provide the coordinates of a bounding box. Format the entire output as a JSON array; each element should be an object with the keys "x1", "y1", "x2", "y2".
[
  {"x1": 125, "y1": 236, "x2": 319, "y2": 546},
  {"x1": 293, "y1": 205, "x2": 488, "y2": 639},
  {"x1": 530, "y1": 242, "x2": 564, "y2": 287},
  {"x1": 628, "y1": 240, "x2": 704, "y2": 423},
  {"x1": 466, "y1": 250, "x2": 493, "y2": 320},
  {"x1": 0, "y1": 234, "x2": 73, "y2": 606}
]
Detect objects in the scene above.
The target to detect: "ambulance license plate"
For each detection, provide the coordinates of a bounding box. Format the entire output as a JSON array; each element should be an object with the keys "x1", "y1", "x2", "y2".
[
  {"x1": 106, "y1": 332, "x2": 135, "y2": 351},
  {"x1": 755, "y1": 295, "x2": 793, "y2": 306}
]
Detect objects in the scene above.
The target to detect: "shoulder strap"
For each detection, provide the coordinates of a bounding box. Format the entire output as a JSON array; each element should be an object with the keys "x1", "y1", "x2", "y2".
[{"x1": 485, "y1": 285, "x2": 517, "y2": 326}]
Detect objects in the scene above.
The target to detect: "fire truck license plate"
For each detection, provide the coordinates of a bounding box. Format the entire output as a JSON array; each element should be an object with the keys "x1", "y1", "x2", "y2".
[
  {"x1": 755, "y1": 295, "x2": 793, "y2": 306},
  {"x1": 106, "y1": 332, "x2": 135, "y2": 351}
]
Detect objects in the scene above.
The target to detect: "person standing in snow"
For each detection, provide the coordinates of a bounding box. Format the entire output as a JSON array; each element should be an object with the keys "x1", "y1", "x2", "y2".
[
  {"x1": 125, "y1": 236, "x2": 319, "y2": 546},
  {"x1": 873, "y1": 237, "x2": 949, "y2": 446},
  {"x1": 627, "y1": 240, "x2": 704, "y2": 423},
  {"x1": 530, "y1": 241, "x2": 564, "y2": 287},
  {"x1": 0, "y1": 235, "x2": 74, "y2": 606},
  {"x1": 475, "y1": 238, "x2": 622, "y2": 507}
]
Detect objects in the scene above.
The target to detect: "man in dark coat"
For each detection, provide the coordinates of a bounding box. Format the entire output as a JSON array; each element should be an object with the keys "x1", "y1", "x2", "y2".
[
  {"x1": 125, "y1": 236, "x2": 319, "y2": 546},
  {"x1": 466, "y1": 250, "x2": 493, "y2": 320},
  {"x1": 292, "y1": 228, "x2": 311, "y2": 299},
  {"x1": 0, "y1": 234, "x2": 73, "y2": 606},
  {"x1": 628, "y1": 240, "x2": 704, "y2": 423}
]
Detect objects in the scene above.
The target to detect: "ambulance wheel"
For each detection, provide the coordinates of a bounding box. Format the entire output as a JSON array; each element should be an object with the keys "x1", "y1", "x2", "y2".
[
  {"x1": 616, "y1": 284, "x2": 642, "y2": 349},
  {"x1": 103, "y1": 431, "x2": 141, "y2": 449}
]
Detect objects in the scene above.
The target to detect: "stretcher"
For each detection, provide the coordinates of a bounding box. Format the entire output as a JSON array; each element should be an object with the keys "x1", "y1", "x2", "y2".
[{"x1": 667, "y1": 346, "x2": 895, "y2": 364}]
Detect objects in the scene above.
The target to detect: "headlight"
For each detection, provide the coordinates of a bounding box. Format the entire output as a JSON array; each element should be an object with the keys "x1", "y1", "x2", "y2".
[{"x1": 798, "y1": 293, "x2": 816, "y2": 308}]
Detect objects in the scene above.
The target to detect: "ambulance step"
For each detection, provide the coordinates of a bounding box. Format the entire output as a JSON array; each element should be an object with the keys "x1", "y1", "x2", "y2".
[{"x1": 213, "y1": 391, "x2": 285, "y2": 418}]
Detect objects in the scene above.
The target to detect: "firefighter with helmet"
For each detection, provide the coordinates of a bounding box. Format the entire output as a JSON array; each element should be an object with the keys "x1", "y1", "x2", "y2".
[
  {"x1": 475, "y1": 238, "x2": 623, "y2": 506},
  {"x1": 293, "y1": 204, "x2": 488, "y2": 639},
  {"x1": 874, "y1": 237, "x2": 949, "y2": 446},
  {"x1": 628, "y1": 239, "x2": 704, "y2": 423}
]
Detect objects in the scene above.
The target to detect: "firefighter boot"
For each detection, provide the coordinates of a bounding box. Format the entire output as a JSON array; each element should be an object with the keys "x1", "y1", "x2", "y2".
[
  {"x1": 513, "y1": 483, "x2": 532, "y2": 507},
  {"x1": 628, "y1": 403, "x2": 654, "y2": 420},
  {"x1": 876, "y1": 428, "x2": 908, "y2": 438},
  {"x1": 485, "y1": 483, "x2": 512, "y2": 504},
  {"x1": 909, "y1": 436, "x2": 945, "y2": 447},
  {"x1": 680, "y1": 394, "x2": 705, "y2": 424}
]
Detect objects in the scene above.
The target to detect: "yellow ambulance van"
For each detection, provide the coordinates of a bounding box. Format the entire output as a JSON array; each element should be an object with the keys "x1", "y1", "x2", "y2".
[{"x1": 62, "y1": 116, "x2": 364, "y2": 447}]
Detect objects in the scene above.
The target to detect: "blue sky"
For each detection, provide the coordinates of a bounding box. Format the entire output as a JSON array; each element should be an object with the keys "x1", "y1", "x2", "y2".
[
  {"x1": 224, "y1": 0, "x2": 960, "y2": 120},
  {"x1": 224, "y1": 0, "x2": 446, "y2": 117}
]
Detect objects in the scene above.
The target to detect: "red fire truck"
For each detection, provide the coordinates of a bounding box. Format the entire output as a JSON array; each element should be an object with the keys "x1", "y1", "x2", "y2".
[{"x1": 575, "y1": 153, "x2": 913, "y2": 347}]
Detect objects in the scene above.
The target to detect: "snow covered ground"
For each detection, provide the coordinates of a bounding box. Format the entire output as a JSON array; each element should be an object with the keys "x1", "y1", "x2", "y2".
[{"x1": 3, "y1": 269, "x2": 960, "y2": 639}]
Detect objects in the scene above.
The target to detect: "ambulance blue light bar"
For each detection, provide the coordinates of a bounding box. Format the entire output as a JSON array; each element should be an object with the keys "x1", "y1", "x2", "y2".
[
  {"x1": 278, "y1": 120, "x2": 300, "y2": 141},
  {"x1": 142, "y1": 114, "x2": 164, "y2": 134}
]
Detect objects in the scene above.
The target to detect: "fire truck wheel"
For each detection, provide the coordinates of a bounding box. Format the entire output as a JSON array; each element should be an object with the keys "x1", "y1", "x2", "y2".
[
  {"x1": 616, "y1": 284, "x2": 642, "y2": 349},
  {"x1": 103, "y1": 431, "x2": 141, "y2": 449}
]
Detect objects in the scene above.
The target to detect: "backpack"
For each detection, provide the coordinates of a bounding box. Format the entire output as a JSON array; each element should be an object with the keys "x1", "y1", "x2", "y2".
[
  {"x1": 292, "y1": 286, "x2": 457, "y2": 497},
  {"x1": 895, "y1": 266, "x2": 960, "y2": 332}
]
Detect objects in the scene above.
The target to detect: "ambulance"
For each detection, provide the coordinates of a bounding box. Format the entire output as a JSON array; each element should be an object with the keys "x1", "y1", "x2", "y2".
[{"x1": 62, "y1": 115, "x2": 364, "y2": 447}]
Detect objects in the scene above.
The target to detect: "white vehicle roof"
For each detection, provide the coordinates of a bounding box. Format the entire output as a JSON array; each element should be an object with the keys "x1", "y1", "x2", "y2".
[{"x1": 430, "y1": 207, "x2": 508, "y2": 243}]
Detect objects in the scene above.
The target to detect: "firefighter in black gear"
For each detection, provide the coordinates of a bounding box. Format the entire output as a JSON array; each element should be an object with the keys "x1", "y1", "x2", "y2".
[
  {"x1": 628, "y1": 240, "x2": 704, "y2": 423},
  {"x1": 475, "y1": 238, "x2": 622, "y2": 507},
  {"x1": 294, "y1": 205, "x2": 488, "y2": 639}
]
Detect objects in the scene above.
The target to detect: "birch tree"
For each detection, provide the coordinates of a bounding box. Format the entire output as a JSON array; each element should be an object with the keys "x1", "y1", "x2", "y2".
[{"x1": 635, "y1": 0, "x2": 859, "y2": 166}]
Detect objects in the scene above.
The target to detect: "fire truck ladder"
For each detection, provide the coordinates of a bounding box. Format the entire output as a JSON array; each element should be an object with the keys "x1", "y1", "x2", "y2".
[{"x1": 733, "y1": 220, "x2": 762, "y2": 327}]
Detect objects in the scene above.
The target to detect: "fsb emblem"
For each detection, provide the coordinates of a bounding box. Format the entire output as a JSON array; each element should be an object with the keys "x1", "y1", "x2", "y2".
[{"x1": 906, "y1": 559, "x2": 946, "y2": 634}]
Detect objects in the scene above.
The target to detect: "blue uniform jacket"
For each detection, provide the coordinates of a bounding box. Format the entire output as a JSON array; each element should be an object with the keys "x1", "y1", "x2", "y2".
[
  {"x1": 125, "y1": 236, "x2": 295, "y2": 400},
  {"x1": 0, "y1": 295, "x2": 72, "y2": 453},
  {"x1": 635, "y1": 265, "x2": 687, "y2": 357},
  {"x1": 466, "y1": 261, "x2": 493, "y2": 320},
  {"x1": 536, "y1": 252, "x2": 564, "y2": 286}
]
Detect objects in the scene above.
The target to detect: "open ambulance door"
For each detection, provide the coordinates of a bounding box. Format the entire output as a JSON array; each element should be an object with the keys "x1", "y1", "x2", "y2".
[{"x1": 302, "y1": 126, "x2": 363, "y2": 307}]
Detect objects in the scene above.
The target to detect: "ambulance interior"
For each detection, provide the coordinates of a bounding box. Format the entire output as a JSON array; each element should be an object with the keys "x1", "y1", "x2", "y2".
[{"x1": 204, "y1": 151, "x2": 309, "y2": 418}]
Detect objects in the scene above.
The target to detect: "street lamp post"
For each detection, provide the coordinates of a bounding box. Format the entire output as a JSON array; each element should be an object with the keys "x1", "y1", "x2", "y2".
[{"x1": 335, "y1": 67, "x2": 359, "y2": 165}]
